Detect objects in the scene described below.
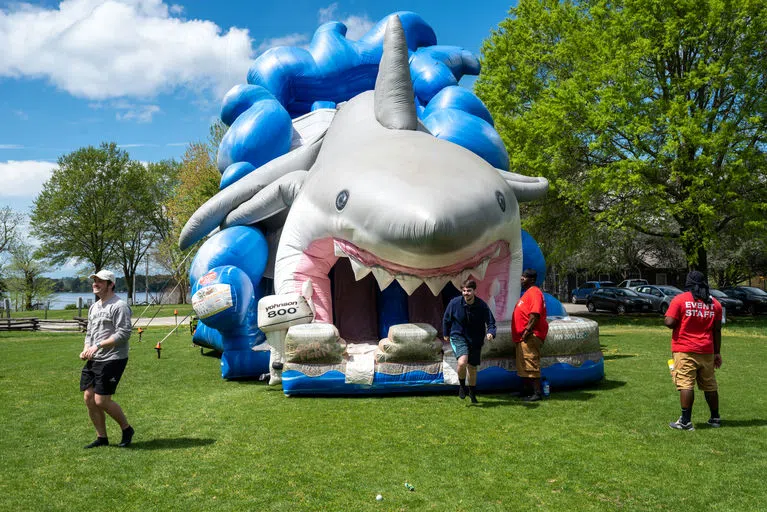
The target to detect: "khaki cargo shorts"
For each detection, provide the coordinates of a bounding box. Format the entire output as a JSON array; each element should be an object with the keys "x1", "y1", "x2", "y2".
[
  {"x1": 672, "y1": 352, "x2": 717, "y2": 392},
  {"x1": 516, "y1": 335, "x2": 543, "y2": 378}
]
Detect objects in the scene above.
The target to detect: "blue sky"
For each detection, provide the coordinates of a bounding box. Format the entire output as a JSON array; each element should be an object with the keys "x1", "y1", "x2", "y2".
[{"x1": 0, "y1": 0, "x2": 513, "y2": 275}]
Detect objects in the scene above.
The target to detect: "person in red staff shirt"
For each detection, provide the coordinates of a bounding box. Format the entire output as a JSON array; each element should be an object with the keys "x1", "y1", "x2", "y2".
[
  {"x1": 511, "y1": 268, "x2": 549, "y2": 401},
  {"x1": 664, "y1": 270, "x2": 723, "y2": 431}
]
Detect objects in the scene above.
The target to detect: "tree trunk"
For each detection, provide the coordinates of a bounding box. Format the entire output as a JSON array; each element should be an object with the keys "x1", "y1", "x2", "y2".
[
  {"x1": 680, "y1": 224, "x2": 709, "y2": 277},
  {"x1": 176, "y1": 276, "x2": 189, "y2": 304},
  {"x1": 24, "y1": 273, "x2": 34, "y2": 310},
  {"x1": 121, "y1": 263, "x2": 135, "y2": 305}
]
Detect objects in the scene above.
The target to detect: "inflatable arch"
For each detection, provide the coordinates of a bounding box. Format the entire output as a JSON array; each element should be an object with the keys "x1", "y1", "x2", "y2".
[{"x1": 183, "y1": 12, "x2": 604, "y2": 394}]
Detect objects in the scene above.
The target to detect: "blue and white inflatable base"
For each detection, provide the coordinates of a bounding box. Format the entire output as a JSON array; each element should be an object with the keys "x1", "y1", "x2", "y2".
[{"x1": 280, "y1": 317, "x2": 604, "y2": 396}]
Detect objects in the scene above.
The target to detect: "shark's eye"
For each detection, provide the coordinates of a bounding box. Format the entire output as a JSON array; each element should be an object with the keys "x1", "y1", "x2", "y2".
[
  {"x1": 495, "y1": 191, "x2": 506, "y2": 212},
  {"x1": 336, "y1": 190, "x2": 349, "y2": 211}
]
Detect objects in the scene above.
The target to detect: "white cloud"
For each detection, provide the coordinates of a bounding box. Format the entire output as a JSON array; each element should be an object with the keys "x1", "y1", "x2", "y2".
[
  {"x1": 318, "y1": 3, "x2": 339, "y2": 23},
  {"x1": 0, "y1": 144, "x2": 24, "y2": 149},
  {"x1": 318, "y1": 3, "x2": 373, "y2": 41},
  {"x1": 115, "y1": 104, "x2": 161, "y2": 123},
  {"x1": 0, "y1": 160, "x2": 57, "y2": 198},
  {"x1": 255, "y1": 33, "x2": 309, "y2": 54},
  {"x1": 342, "y1": 15, "x2": 374, "y2": 41},
  {"x1": 0, "y1": 0, "x2": 254, "y2": 99}
]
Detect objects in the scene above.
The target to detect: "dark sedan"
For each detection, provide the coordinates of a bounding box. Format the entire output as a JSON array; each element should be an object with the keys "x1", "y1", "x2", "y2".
[
  {"x1": 587, "y1": 288, "x2": 653, "y2": 314},
  {"x1": 719, "y1": 287, "x2": 767, "y2": 315},
  {"x1": 710, "y1": 289, "x2": 745, "y2": 316}
]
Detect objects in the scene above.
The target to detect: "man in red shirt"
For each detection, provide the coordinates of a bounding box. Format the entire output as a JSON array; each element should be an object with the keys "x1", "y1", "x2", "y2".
[
  {"x1": 664, "y1": 271, "x2": 723, "y2": 431},
  {"x1": 511, "y1": 268, "x2": 549, "y2": 401}
]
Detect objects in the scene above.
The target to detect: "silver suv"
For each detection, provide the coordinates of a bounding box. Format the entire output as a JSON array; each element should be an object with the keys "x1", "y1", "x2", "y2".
[{"x1": 617, "y1": 279, "x2": 649, "y2": 289}]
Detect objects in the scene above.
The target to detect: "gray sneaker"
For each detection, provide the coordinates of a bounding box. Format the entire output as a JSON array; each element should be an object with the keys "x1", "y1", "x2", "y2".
[
  {"x1": 706, "y1": 417, "x2": 722, "y2": 428},
  {"x1": 669, "y1": 417, "x2": 695, "y2": 431}
]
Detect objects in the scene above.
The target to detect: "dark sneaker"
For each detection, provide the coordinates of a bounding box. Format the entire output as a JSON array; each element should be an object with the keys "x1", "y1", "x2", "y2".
[
  {"x1": 458, "y1": 386, "x2": 466, "y2": 400},
  {"x1": 84, "y1": 437, "x2": 109, "y2": 449},
  {"x1": 707, "y1": 417, "x2": 722, "y2": 428},
  {"x1": 118, "y1": 426, "x2": 134, "y2": 447},
  {"x1": 522, "y1": 393, "x2": 542, "y2": 402},
  {"x1": 468, "y1": 391, "x2": 478, "y2": 404},
  {"x1": 669, "y1": 417, "x2": 695, "y2": 431}
]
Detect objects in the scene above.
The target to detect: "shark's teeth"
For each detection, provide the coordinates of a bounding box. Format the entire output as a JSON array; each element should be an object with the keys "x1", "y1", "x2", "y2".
[
  {"x1": 349, "y1": 258, "x2": 372, "y2": 281},
  {"x1": 371, "y1": 267, "x2": 395, "y2": 290},
  {"x1": 489, "y1": 279, "x2": 501, "y2": 297},
  {"x1": 330, "y1": 242, "x2": 503, "y2": 296},
  {"x1": 424, "y1": 275, "x2": 451, "y2": 296},
  {"x1": 471, "y1": 259, "x2": 490, "y2": 281},
  {"x1": 396, "y1": 275, "x2": 423, "y2": 295}
]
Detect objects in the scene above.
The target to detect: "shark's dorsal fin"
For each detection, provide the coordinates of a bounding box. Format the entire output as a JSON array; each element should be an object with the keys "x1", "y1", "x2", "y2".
[{"x1": 374, "y1": 15, "x2": 418, "y2": 131}]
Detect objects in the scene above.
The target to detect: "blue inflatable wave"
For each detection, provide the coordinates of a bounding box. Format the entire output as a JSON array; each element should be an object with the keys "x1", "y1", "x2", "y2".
[{"x1": 217, "y1": 11, "x2": 509, "y2": 180}]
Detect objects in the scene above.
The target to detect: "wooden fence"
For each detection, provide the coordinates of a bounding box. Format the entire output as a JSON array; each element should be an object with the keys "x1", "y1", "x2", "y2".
[{"x1": 0, "y1": 318, "x2": 87, "y2": 333}]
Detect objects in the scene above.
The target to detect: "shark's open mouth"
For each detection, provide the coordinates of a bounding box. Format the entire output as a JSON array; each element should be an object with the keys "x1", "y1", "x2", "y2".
[{"x1": 292, "y1": 237, "x2": 512, "y2": 342}]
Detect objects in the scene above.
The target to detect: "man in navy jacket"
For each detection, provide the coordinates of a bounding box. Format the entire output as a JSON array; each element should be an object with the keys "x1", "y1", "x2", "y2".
[{"x1": 443, "y1": 279, "x2": 496, "y2": 403}]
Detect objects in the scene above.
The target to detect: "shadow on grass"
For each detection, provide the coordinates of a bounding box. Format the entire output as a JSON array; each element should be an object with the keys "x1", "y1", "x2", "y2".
[
  {"x1": 471, "y1": 393, "x2": 542, "y2": 409},
  {"x1": 232, "y1": 378, "x2": 269, "y2": 385},
  {"x1": 711, "y1": 418, "x2": 767, "y2": 428},
  {"x1": 602, "y1": 353, "x2": 637, "y2": 360},
  {"x1": 198, "y1": 349, "x2": 222, "y2": 359},
  {"x1": 550, "y1": 378, "x2": 628, "y2": 402},
  {"x1": 126, "y1": 437, "x2": 216, "y2": 450}
]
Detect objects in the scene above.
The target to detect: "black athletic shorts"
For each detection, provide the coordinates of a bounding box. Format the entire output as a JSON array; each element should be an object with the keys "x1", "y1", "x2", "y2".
[
  {"x1": 450, "y1": 335, "x2": 482, "y2": 366},
  {"x1": 80, "y1": 358, "x2": 128, "y2": 396}
]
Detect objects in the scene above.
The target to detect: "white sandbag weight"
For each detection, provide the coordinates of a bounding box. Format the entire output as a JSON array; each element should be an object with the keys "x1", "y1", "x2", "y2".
[{"x1": 387, "y1": 323, "x2": 437, "y2": 344}]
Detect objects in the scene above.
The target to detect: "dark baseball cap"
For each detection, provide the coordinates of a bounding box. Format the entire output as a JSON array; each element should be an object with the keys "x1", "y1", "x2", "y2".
[{"x1": 522, "y1": 268, "x2": 538, "y2": 279}]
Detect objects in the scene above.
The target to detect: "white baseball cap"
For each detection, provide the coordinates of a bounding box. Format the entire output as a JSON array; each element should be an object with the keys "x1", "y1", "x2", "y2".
[{"x1": 89, "y1": 269, "x2": 116, "y2": 283}]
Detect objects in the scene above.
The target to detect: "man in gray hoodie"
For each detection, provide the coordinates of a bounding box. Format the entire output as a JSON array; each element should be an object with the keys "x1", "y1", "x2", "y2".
[{"x1": 79, "y1": 269, "x2": 134, "y2": 448}]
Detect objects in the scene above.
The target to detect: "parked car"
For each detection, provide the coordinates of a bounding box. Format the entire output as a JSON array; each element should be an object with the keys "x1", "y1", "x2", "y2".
[
  {"x1": 617, "y1": 279, "x2": 649, "y2": 289},
  {"x1": 718, "y1": 286, "x2": 767, "y2": 315},
  {"x1": 571, "y1": 281, "x2": 617, "y2": 304},
  {"x1": 587, "y1": 287, "x2": 653, "y2": 314},
  {"x1": 633, "y1": 285, "x2": 683, "y2": 314},
  {"x1": 710, "y1": 289, "x2": 745, "y2": 316}
]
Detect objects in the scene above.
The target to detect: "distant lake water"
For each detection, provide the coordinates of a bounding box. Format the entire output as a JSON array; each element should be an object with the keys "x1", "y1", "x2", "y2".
[{"x1": 49, "y1": 292, "x2": 130, "y2": 310}]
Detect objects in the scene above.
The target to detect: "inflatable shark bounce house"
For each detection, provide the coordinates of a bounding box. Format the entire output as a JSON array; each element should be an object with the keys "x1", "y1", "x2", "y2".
[{"x1": 180, "y1": 12, "x2": 604, "y2": 395}]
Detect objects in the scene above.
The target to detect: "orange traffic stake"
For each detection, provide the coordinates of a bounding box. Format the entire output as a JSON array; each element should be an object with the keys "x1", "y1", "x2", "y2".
[{"x1": 155, "y1": 342, "x2": 162, "y2": 358}]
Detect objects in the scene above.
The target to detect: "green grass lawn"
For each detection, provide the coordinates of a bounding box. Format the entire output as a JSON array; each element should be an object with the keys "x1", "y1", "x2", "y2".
[
  {"x1": 1, "y1": 318, "x2": 765, "y2": 511},
  {"x1": 7, "y1": 303, "x2": 194, "y2": 320}
]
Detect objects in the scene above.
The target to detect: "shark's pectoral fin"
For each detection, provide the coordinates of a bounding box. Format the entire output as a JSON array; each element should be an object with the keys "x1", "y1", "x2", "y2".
[
  {"x1": 498, "y1": 169, "x2": 549, "y2": 202},
  {"x1": 222, "y1": 170, "x2": 308, "y2": 228},
  {"x1": 178, "y1": 139, "x2": 323, "y2": 250}
]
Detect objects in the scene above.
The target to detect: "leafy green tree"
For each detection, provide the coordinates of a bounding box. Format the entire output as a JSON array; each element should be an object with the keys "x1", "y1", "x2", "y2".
[
  {"x1": 31, "y1": 143, "x2": 131, "y2": 271},
  {"x1": 0, "y1": 207, "x2": 24, "y2": 296},
  {"x1": 160, "y1": 122, "x2": 227, "y2": 303},
  {"x1": 709, "y1": 221, "x2": 767, "y2": 288},
  {"x1": 112, "y1": 159, "x2": 180, "y2": 302},
  {"x1": 30, "y1": 144, "x2": 186, "y2": 303},
  {"x1": 477, "y1": 0, "x2": 767, "y2": 275},
  {"x1": 0, "y1": 206, "x2": 21, "y2": 254},
  {"x1": 7, "y1": 241, "x2": 51, "y2": 310}
]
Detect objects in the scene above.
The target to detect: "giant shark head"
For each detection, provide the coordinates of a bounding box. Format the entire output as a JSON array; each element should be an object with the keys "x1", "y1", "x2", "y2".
[
  {"x1": 272, "y1": 17, "x2": 546, "y2": 332},
  {"x1": 180, "y1": 16, "x2": 547, "y2": 340}
]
